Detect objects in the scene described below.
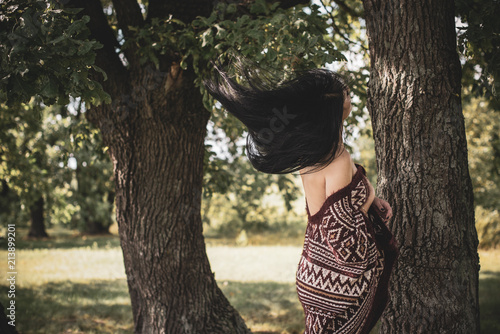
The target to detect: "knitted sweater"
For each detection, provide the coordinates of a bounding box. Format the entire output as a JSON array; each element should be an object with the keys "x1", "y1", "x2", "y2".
[{"x1": 296, "y1": 164, "x2": 398, "y2": 334}]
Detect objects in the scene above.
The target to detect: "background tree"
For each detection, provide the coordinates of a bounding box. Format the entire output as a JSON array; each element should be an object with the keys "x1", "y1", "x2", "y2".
[
  {"x1": 456, "y1": 0, "x2": 500, "y2": 100},
  {"x1": 0, "y1": 102, "x2": 70, "y2": 238},
  {"x1": 67, "y1": 104, "x2": 115, "y2": 235},
  {"x1": 0, "y1": 0, "x2": 109, "y2": 239},
  {"x1": 463, "y1": 95, "x2": 500, "y2": 249},
  {"x1": 0, "y1": 99, "x2": 114, "y2": 237},
  {"x1": 202, "y1": 153, "x2": 302, "y2": 240},
  {"x1": 362, "y1": 0, "x2": 480, "y2": 333}
]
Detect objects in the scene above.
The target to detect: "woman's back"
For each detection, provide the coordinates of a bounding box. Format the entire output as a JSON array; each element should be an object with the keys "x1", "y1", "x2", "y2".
[{"x1": 300, "y1": 148, "x2": 375, "y2": 216}]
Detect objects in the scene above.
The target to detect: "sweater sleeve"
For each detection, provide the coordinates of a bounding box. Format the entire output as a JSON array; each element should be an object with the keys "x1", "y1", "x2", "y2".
[{"x1": 354, "y1": 163, "x2": 367, "y2": 176}]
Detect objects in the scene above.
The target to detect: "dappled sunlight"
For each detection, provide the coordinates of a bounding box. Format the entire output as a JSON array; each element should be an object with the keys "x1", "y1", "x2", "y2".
[
  {"x1": 478, "y1": 248, "x2": 500, "y2": 278},
  {"x1": 219, "y1": 281, "x2": 305, "y2": 334},
  {"x1": 0, "y1": 279, "x2": 133, "y2": 334}
]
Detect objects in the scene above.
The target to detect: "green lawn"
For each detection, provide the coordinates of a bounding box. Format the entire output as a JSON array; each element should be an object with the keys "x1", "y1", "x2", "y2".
[{"x1": 0, "y1": 227, "x2": 498, "y2": 333}]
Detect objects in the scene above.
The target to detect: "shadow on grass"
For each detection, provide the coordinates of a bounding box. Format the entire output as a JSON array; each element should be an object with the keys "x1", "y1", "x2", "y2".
[
  {"x1": 7, "y1": 276, "x2": 497, "y2": 334},
  {"x1": 0, "y1": 279, "x2": 308, "y2": 334},
  {"x1": 219, "y1": 281, "x2": 305, "y2": 334},
  {"x1": 0, "y1": 280, "x2": 133, "y2": 334},
  {"x1": 479, "y1": 274, "x2": 500, "y2": 334},
  {"x1": 480, "y1": 270, "x2": 500, "y2": 278}
]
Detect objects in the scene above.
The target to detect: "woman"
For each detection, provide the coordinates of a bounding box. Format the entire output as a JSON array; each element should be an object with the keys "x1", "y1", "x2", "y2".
[{"x1": 204, "y1": 57, "x2": 398, "y2": 334}]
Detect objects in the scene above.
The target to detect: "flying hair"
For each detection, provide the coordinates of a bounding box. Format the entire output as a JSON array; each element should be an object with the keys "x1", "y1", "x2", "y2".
[{"x1": 203, "y1": 54, "x2": 349, "y2": 175}]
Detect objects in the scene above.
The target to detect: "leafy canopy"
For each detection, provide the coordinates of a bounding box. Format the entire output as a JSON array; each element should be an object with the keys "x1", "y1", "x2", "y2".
[
  {"x1": 0, "y1": 0, "x2": 110, "y2": 106},
  {"x1": 456, "y1": 0, "x2": 500, "y2": 101}
]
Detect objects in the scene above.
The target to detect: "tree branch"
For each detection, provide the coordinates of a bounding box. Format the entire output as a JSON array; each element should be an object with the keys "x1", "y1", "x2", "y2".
[
  {"x1": 66, "y1": 0, "x2": 129, "y2": 98},
  {"x1": 111, "y1": 0, "x2": 144, "y2": 70},
  {"x1": 146, "y1": 0, "x2": 310, "y2": 23},
  {"x1": 112, "y1": 0, "x2": 144, "y2": 31},
  {"x1": 275, "y1": 0, "x2": 310, "y2": 9},
  {"x1": 147, "y1": 0, "x2": 212, "y2": 23},
  {"x1": 319, "y1": 0, "x2": 367, "y2": 51}
]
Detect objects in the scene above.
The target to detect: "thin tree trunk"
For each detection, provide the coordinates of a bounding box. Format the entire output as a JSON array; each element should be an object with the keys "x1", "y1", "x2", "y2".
[
  {"x1": 86, "y1": 189, "x2": 114, "y2": 235},
  {"x1": 90, "y1": 65, "x2": 250, "y2": 333},
  {"x1": 74, "y1": 156, "x2": 112, "y2": 235},
  {"x1": 28, "y1": 196, "x2": 48, "y2": 238},
  {"x1": 84, "y1": 220, "x2": 110, "y2": 235},
  {"x1": 362, "y1": 0, "x2": 480, "y2": 333}
]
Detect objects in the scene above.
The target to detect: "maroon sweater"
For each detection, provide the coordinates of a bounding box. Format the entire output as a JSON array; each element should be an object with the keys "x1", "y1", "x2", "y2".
[{"x1": 296, "y1": 164, "x2": 399, "y2": 334}]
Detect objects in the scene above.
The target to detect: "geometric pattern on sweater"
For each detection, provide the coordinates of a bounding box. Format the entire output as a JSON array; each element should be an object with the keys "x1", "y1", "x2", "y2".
[{"x1": 296, "y1": 164, "x2": 386, "y2": 334}]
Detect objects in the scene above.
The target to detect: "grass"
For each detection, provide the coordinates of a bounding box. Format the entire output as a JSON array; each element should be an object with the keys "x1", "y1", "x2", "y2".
[
  {"x1": 221, "y1": 281, "x2": 304, "y2": 334},
  {"x1": 0, "y1": 226, "x2": 499, "y2": 333},
  {"x1": 478, "y1": 249, "x2": 500, "y2": 334},
  {"x1": 7, "y1": 280, "x2": 133, "y2": 334}
]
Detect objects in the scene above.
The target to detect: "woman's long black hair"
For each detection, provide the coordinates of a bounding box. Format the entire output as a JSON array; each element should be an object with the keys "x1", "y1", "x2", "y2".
[{"x1": 203, "y1": 55, "x2": 349, "y2": 174}]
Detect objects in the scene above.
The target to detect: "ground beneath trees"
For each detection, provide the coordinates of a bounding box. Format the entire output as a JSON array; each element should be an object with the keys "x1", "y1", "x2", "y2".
[{"x1": 1, "y1": 227, "x2": 498, "y2": 334}]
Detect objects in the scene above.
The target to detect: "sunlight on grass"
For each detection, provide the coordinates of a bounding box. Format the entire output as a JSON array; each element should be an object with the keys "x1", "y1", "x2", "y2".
[
  {"x1": 0, "y1": 245, "x2": 303, "y2": 286},
  {"x1": 0, "y1": 248, "x2": 126, "y2": 287},
  {"x1": 208, "y1": 246, "x2": 302, "y2": 282},
  {"x1": 479, "y1": 248, "x2": 500, "y2": 278}
]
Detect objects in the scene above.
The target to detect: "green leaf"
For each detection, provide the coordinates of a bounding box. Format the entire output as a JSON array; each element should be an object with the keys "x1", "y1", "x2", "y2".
[
  {"x1": 39, "y1": 79, "x2": 58, "y2": 98},
  {"x1": 92, "y1": 65, "x2": 108, "y2": 81},
  {"x1": 77, "y1": 40, "x2": 94, "y2": 55}
]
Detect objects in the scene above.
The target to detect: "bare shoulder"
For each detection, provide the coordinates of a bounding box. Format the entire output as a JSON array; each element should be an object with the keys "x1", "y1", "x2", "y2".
[
  {"x1": 324, "y1": 148, "x2": 356, "y2": 195},
  {"x1": 299, "y1": 147, "x2": 357, "y2": 215}
]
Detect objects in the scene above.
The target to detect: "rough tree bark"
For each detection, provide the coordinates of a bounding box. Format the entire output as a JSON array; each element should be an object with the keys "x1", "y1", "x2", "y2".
[
  {"x1": 65, "y1": 0, "x2": 250, "y2": 331},
  {"x1": 103, "y1": 64, "x2": 248, "y2": 333},
  {"x1": 362, "y1": 0, "x2": 480, "y2": 333},
  {"x1": 65, "y1": 0, "x2": 306, "y2": 332}
]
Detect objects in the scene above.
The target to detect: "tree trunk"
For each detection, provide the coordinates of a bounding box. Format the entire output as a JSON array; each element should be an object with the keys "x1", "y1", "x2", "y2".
[
  {"x1": 362, "y1": 0, "x2": 480, "y2": 333},
  {"x1": 84, "y1": 219, "x2": 110, "y2": 235},
  {"x1": 89, "y1": 64, "x2": 250, "y2": 333},
  {"x1": 28, "y1": 196, "x2": 48, "y2": 238},
  {"x1": 82, "y1": 189, "x2": 114, "y2": 235},
  {"x1": 75, "y1": 165, "x2": 111, "y2": 235}
]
